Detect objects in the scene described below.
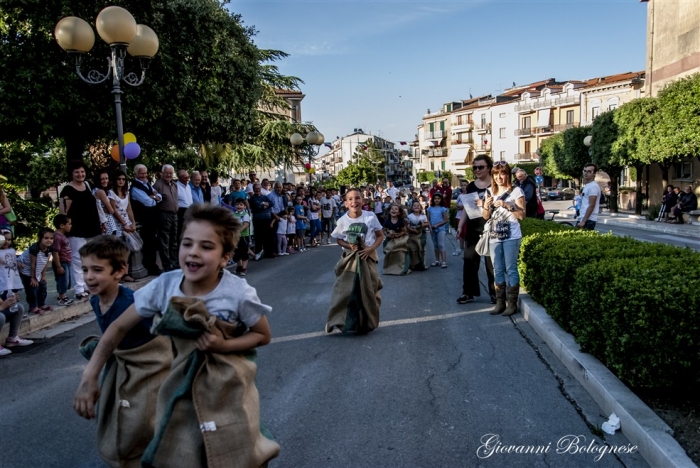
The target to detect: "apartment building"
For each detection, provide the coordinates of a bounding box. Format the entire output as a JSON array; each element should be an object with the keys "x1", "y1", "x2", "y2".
[{"x1": 319, "y1": 129, "x2": 402, "y2": 183}]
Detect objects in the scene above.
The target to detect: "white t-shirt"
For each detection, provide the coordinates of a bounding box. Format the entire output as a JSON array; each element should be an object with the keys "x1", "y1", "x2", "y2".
[
  {"x1": 320, "y1": 197, "x2": 337, "y2": 219},
  {"x1": 276, "y1": 218, "x2": 288, "y2": 234},
  {"x1": 308, "y1": 199, "x2": 321, "y2": 220},
  {"x1": 134, "y1": 270, "x2": 270, "y2": 328},
  {"x1": 0, "y1": 248, "x2": 23, "y2": 291},
  {"x1": 579, "y1": 181, "x2": 602, "y2": 222},
  {"x1": 488, "y1": 187, "x2": 525, "y2": 242},
  {"x1": 374, "y1": 201, "x2": 383, "y2": 214},
  {"x1": 332, "y1": 194, "x2": 342, "y2": 206},
  {"x1": 245, "y1": 183, "x2": 269, "y2": 196},
  {"x1": 210, "y1": 185, "x2": 222, "y2": 205},
  {"x1": 287, "y1": 215, "x2": 296, "y2": 234},
  {"x1": 407, "y1": 213, "x2": 427, "y2": 230},
  {"x1": 386, "y1": 187, "x2": 399, "y2": 200},
  {"x1": 176, "y1": 181, "x2": 193, "y2": 208},
  {"x1": 332, "y1": 211, "x2": 383, "y2": 247}
]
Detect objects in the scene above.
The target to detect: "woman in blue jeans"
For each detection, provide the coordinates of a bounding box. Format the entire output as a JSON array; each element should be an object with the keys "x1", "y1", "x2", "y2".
[{"x1": 482, "y1": 162, "x2": 525, "y2": 316}]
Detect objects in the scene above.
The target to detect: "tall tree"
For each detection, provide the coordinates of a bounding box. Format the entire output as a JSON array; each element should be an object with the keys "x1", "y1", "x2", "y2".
[
  {"x1": 0, "y1": 0, "x2": 264, "y2": 163},
  {"x1": 556, "y1": 126, "x2": 592, "y2": 181},
  {"x1": 654, "y1": 73, "x2": 700, "y2": 164},
  {"x1": 537, "y1": 133, "x2": 567, "y2": 180},
  {"x1": 589, "y1": 110, "x2": 622, "y2": 213}
]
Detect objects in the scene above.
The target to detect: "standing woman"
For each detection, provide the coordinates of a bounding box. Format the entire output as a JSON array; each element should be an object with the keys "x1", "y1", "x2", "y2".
[
  {"x1": 456, "y1": 155, "x2": 496, "y2": 304},
  {"x1": 59, "y1": 161, "x2": 101, "y2": 300},
  {"x1": 92, "y1": 169, "x2": 118, "y2": 235},
  {"x1": 111, "y1": 171, "x2": 137, "y2": 282},
  {"x1": 426, "y1": 193, "x2": 449, "y2": 268},
  {"x1": 482, "y1": 161, "x2": 525, "y2": 316}
]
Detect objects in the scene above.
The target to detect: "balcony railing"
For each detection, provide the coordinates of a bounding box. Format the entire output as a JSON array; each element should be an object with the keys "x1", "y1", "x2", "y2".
[
  {"x1": 554, "y1": 95, "x2": 581, "y2": 106},
  {"x1": 427, "y1": 148, "x2": 444, "y2": 157},
  {"x1": 533, "y1": 99, "x2": 553, "y2": 109},
  {"x1": 451, "y1": 138, "x2": 474, "y2": 145},
  {"x1": 553, "y1": 122, "x2": 580, "y2": 132},
  {"x1": 514, "y1": 152, "x2": 536, "y2": 161},
  {"x1": 515, "y1": 103, "x2": 534, "y2": 112},
  {"x1": 475, "y1": 123, "x2": 491, "y2": 133},
  {"x1": 424, "y1": 130, "x2": 444, "y2": 139},
  {"x1": 515, "y1": 127, "x2": 532, "y2": 136},
  {"x1": 475, "y1": 144, "x2": 492, "y2": 153},
  {"x1": 451, "y1": 121, "x2": 474, "y2": 131},
  {"x1": 533, "y1": 126, "x2": 553, "y2": 135}
]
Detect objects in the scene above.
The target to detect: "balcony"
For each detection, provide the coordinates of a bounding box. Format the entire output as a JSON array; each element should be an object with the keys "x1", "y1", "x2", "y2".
[
  {"x1": 533, "y1": 99, "x2": 554, "y2": 109},
  {"x1": 424, "y1": 130, "x2": 444, "y2": 139},
  {"x1": 515, "y1": 127, "x2": 532, "y2": 137},
  {"x1": 451, "y1": 138, "x2": 474, "y2": 145},
  {"x1": 451, "y1": 121, "x2": 474, "y2": 132},
  {"x1": 533, "y1": 125, "x2": 553, "y2": 135},
  {"x1": 553, "y1": 122, "x2": 580, "y2": 132},
  {"x1": 514, "y1": 152, "x2": 537, "y2": 161},
  {"x1": 475, "y1": 144, "x2": 492, "y2": 153},
  {"x1": 554, "y1": 95, "x2": 581, "y2": 106},
  {"x1": 515, "y1": 103, "x2": 534, "y2": 113},
  {"x1": 427, "y1": 148, "x2": 444, "y2": 157},
  {"x1": 475, "y1": 123, "x2": 491, "y2": 134}
]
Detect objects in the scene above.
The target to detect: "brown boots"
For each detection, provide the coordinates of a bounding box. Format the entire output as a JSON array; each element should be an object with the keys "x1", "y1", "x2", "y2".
[
  {"x1": 503, "y1": 285, "x2": 520, "y2": 316},
  {"x1": 490, "y1": 283, "x2": 507, "y2": 315}
]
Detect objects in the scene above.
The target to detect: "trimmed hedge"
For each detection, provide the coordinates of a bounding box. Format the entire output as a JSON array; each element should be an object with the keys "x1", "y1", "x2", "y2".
[{"x1": 518, "y1": 218, "x2": 700, "y2": 388}]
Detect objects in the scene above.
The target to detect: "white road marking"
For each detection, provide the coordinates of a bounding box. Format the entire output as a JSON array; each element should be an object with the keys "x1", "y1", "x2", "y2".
[{"x1": 270, "y1": 307, "x2": 492, "y2": 344}]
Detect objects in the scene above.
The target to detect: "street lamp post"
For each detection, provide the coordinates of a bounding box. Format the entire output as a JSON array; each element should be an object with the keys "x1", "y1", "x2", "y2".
[
  {"x1": 290, "y1": 130, "x2": 325, "y2": 185},
  {"x1": 55, "y1": 6, "x2": 159, "y2": 173}
]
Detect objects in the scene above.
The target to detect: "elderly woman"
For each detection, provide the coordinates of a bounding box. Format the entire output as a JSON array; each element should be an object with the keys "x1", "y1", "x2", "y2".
[
  {"x1": 482, "y1": 161, "x2": 525, "y2": 316},
  {"x1": 59, "y1": 160, "x2": 101, "y2": 300}
]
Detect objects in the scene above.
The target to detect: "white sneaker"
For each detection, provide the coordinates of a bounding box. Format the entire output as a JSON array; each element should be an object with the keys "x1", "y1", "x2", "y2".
[
  {"x1": 452, "y1": 250, "x2": 462, "y2": 256},
  {"x1": 5, "y1": 337, "x2": 33, "y2": 347},
  {"x1": 0, "y1": 346, "x2": 11, "y2": 357}
]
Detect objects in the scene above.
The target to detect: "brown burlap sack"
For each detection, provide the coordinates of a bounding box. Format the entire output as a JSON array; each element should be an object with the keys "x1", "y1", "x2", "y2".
[
  {"x1": 326, "y1": 249, "x2": 382, "y2": 333},
  {"x1": 406, "y1": 231, "x2": 427, "y2": 271},
  {"x1": 142, "y1": 297, "x2": 279, "y2": 468},
  {"x1": 80, "y1": 335, "x2": 172, "y2": 468},
  {"x1": 382, "y1": 234, "x2": 411, "y2": 276}
]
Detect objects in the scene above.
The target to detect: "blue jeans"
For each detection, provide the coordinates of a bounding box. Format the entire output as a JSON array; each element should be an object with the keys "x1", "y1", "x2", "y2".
[
  {"x1": 310, "y1": 219, "x2": 321, "y2": 240},
  {"x1": 52, "y1": 261, "x2": 73, "y2": 295},
  {"x1": 489, "y1": 238, "x2": 522, "y2": 286},
  {"x1": 430, "y1": 229, "x2": 446, "y2": 251},
  {"x1": 19, "y1": 272, "x2": 47, "y2": 309}
]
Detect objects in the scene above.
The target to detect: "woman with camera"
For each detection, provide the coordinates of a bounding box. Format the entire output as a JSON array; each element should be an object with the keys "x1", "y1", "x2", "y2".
[{"x1": 482, "y1": 161, "x2": 525, "y2": 316}]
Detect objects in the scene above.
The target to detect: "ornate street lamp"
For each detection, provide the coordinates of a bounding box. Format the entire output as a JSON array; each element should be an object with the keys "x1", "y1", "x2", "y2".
[
  {"x1": 55, "y1": 6, "x2": 159, "y2": 172},
  {"x1": 290, "y1": 130, "x2": 325, "y2": 184}
]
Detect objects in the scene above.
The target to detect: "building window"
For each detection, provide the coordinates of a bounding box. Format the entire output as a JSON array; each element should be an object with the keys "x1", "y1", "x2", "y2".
[
  {"x1": 440, "y1": 121, "x2": 445, "y2": 131},
  {"x1": 524, "y1": 141, "x2": 531, "y2": 153},
  {"x1": 429, "y1": 122, "x2": 434, "y2": 132},
  {"x1": 608, "y1": 103, "x2": 618, "y2": 111},
  {"x1": 457, "y1": 115, "x2": 463, "y2": 125},
  {"x1": 441, "y1": 161, "x2": 446, "y2": 170},
  {"x1": 500, "y1": 151, "x2": 505, "y2": 161},
  {"x1": 522, "y1": 116, "x2": 531, "y2": 129},
  {"x1": 481, "y1": 114, "x2": 487, "y2": 125},
  {"x1": 673, "y1": 161, "x2": 693, "y2": 180},
  {"x1": 446, "y1": 103, "x2": 452, "y2": 112},
  {"x1": 592, "y1": 107, "x2": 601, "y2": 119},
  {"x1": 430, "y1": 161, "x2": 434, "y2": 171},
  {"x1": 566, "y1": 110, "x2": 574, "y2": 124},
  {"x1": 499, "y1": 112, "x2": 506, "y2": 118},
  {"x1": 499, "y1": 128, "x2": 506, "y2": 139}
]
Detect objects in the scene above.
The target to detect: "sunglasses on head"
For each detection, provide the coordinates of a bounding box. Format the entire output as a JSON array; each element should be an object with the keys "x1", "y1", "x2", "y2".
[{"x1": 493, "y1": 161, "x2": 508, "y2": 167}]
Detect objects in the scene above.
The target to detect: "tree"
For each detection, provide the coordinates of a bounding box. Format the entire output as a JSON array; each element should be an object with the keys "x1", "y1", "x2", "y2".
[
  {"x1": 612, "y1": 97, "x2": 660, "y2": 214},
  {"x1": 590, "y1": 111, "x2": 622, "y2": 213},
  {"x1": 538, "y1": 133, "x2": 567, "y2": 180},
  {"x1": 556, "y1": 126, "x2": 592, "y2": 181},
  {"x1": 654, "y1": 73, "x2": 700, "y2": 163},
  {"x1": 335, "y1": 161, "x2": 376, "y2": 188},
  {"x1": 0, "y1": 0, "x2": 265, "y2": 162}
]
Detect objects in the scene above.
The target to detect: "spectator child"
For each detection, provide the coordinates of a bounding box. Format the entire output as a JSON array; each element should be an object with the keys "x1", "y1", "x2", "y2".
[
  {"x1": 362, "y1": 198, "x2": 372, "y2": 212},
  {"x1": 276, "y1": 208, "x2": 290, "y2": 256},
  {"x1": 17, "y1": 228, "x2": 55, "y2": 314},
  {"x1": 308, "y1": 193, "x2": 322, "y2": 247},
  {"x1": 231, "y1": 198, "x2": 251, "y2": 276},
  {"x1": 373, "y1": 196, "x2": 384, "y2": 225},
  {"x1": 294, "y1": 196, "x2": 308, "y2": 252},
  {"x1": 0, "y1": 229, "x2": 33, "y2": 356},
  {"x1": 320, "y1": 190, "x2": 337, "y2": 245},
  {"x1": 74, "y1": 204, "x2": 278, "y2": 467},
  {"x1": 78, "y1": 236, "x2": 170, "y2": 466},
  {"x1": 426, "y1": 193, "x2": 449, "y2": 268},
  {"x1": 286, "y1": 207, "x2": 296, "y2": 253},
  {"x1": 52, "y1": 214, "x2": 75, "y2": 306},
  {"x1": 573, "y1": 190, "x2": 582, "y2": 219}
]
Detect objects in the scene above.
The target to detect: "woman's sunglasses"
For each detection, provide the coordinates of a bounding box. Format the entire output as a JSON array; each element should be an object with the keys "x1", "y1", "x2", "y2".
[{"x1": 493, "y1": 161, "x2": 508, "y2": 168}]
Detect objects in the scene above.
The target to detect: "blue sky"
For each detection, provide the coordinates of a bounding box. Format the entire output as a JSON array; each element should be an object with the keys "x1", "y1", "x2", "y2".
[{"x1": 231, "y1": 1, "x2": 648, "y2": 149}]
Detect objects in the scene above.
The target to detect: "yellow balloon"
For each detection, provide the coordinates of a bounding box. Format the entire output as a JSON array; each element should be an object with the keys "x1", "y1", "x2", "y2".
[
  {"x1": 123, "y1": 132, "x2": 137, "y2": 144},
  {"x1": 309, "y1": 167, "x2": 315, "y2": 174}
]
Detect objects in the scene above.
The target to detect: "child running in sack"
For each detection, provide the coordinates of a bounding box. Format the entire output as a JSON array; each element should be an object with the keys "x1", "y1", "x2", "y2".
[
  {"x1": 78, "y1": 236, "x2": 171, "y2": 468},
  {"x1": 325, "y1": 188, "x2": 384, "y2": 334},
  {"x1": 74, "y1": 204, "x2": 278, "y2": 468},
  {"x1": 0, "y1": 229, "x2": 33, "y2": 356}
]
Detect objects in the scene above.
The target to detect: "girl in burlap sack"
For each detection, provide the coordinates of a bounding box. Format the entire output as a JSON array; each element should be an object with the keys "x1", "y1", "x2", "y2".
[{"x1": 74, "y1": 204, "x2": 278, "y2": 468}]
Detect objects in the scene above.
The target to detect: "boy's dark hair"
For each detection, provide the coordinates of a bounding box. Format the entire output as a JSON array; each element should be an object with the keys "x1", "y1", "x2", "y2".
[
  {"x1": 53, "y1": 214, "x2": 70, "y2": 229},
  {"x1": 79, "y1": 236, "x2": 129, "y2": 273},
  {"x1": 38, "y1": 227, "x2": 55, "y2": 241},
  {"x1": 344, "y1": 188, "x2": 361, "y2": 200},
  {"x1": 234, "y1": 198, "x2": 246, "y2": 205},
  {"x1": 182, "y1": 204, "x2": 241, "y2": 255}
]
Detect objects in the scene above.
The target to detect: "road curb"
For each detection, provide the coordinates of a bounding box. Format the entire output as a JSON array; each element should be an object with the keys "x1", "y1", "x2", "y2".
[
  {"x1": 599, "y1": 217, "x2": 699, "y2": 236},
  {"x1": 1, "y1": 277, "x2": 154, "y2": 343},
  {"x1": 518, "y1": 295, "x2": 696, "y2": 468}
]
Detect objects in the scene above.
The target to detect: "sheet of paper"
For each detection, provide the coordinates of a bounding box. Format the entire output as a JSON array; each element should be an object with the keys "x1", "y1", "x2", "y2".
[{"x1": 461, "y1": 193, "x2": 484, "y2": 219}]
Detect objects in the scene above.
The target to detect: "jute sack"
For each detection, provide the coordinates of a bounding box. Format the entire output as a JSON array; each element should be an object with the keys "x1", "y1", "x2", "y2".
[{"x1": 382, "y1": 234, "x2": 411, "y2": 276}]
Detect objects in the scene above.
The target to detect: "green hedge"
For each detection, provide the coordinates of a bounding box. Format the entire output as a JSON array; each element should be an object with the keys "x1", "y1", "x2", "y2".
[{"x1": 518, "y1": 218, "x2": 700, "y2": 388}]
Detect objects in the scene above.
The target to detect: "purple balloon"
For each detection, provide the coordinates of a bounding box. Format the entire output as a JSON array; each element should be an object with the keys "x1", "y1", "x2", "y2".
[{"x1": 124, "y1": 142, "x2": 141, "y2": 160}]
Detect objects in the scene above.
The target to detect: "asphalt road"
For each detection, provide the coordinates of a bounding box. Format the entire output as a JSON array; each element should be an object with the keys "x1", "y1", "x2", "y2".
[{"x1": 0, "y1": 240, "x2": 649, "y2": 468}]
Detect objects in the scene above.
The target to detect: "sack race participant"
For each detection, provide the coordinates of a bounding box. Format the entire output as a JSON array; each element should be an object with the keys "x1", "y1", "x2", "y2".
[
  {"x1": 406, "y1": 202, "x2": 428, "y2": 271},
  {"x1": 326, "y1": 188, "x2": 384, "y2": 334},
  {"x1": 74, "y1": 205, "x2": 278, "y2": 468},
  {"x1": 382, "y1": 203, "x2": 410, "y2": 276},
  {"x1": 78, "y1": 236, "x2": 172, "y2": 468}
]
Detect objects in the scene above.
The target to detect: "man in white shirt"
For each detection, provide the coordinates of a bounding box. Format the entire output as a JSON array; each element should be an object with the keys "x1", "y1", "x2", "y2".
[
  {"x1": 386, "y1": 181, "x2": 399, "y2": 201},
  {"x1": 577, "y1": 163, "x2": 601, "y2": 230},
  {"x1": 176, "y1": 169, "x2": 193, "y2": 239},
  {"x1": 245, "y1": 171, "x2": 258, "y2": 195}
]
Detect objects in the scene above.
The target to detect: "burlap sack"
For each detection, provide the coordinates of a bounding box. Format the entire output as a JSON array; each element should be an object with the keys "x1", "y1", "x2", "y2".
[
  {"x1": 80, "y1": 335, "x2": 172, "y2": 468},
  {"x1": 406, "y1": 231, "x2": 427, "y2": 271},
  {"x1": 142, "y1": 297, "x2": 279, "y2": 468},
  {"x1": 326, "y1": 249, "x2": 382, "y2": 333},
  {"x1": 382, "y1": 234, "x2": 411, "y2": 276}
]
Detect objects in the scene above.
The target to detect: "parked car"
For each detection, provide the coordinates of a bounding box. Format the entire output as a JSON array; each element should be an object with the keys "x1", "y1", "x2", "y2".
[
  {"x1": 547, "y1": 187, "x2": 575, "y2": 200},
  {"x1": 452, "y1": 188, "x2": 463, "y2": 200},
  {"x1": 560, "y1": 188, "x2": 575, "y2": 200},
  {"x1": 538, "y1": 187, "x2": 549, "y2": 201}
]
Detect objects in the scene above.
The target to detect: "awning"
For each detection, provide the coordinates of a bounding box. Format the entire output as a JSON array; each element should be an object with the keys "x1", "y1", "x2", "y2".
[
  {"x1": 422, "y1": 140, "x2": 435, "y2": 148},
  {"x1": 422, "y1": 138, "x2": 444, "y2": 148},
  {"x1": 447, "y1": 146, "x2": 469, "y2": 164},
  {"x1": 537, "y1": 110, "x2": 550, "y2": 127}
]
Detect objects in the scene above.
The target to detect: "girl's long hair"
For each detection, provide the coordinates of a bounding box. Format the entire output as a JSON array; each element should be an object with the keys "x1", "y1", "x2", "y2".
[
  {"x1": 112, "y1": 170, "x2": 129, "y2": 197},
  {"x1": 491, "y1": 163, "x2": 512, "y2": 196},
  {"x1": 388, "y1": 203, "x2": 406, "y2": 220},
  {"x1": 430, "y1": 193, "x2": 443, "y2": 207}
]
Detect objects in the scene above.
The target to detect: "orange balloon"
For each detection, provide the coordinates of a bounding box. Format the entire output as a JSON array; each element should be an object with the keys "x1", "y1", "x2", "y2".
[{"x1": 111, "y1": 145, "x2": 120, "y2": 162}]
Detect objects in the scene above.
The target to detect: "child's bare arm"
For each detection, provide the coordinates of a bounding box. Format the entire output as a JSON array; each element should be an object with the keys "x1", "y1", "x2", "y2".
[
  {"x1": 195, "y1": 315, "x2": 272, "y2": 353},
  {"x1": 29, "y1": 253, "x2": 38, "y2": 286},
  {"x1": 74, "y1": 304, "x2": 143, "y2": 419}
]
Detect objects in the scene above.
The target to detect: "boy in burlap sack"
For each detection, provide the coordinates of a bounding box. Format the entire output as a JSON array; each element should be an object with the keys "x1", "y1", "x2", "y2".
[
  {"x1": 75, "y1": 205, "x2": 279, "y2": 468},
  {"x1": 78, "y1": 236, "x2": 172, "y2": 468},
  {"x1": 325, "y1": 188, "x2": 384, "y2": 334}
]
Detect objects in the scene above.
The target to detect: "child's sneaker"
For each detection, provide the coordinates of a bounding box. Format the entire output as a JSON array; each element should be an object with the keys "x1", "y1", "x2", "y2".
[
  {"x1": 57, "y1": 297, "x2": 75, "y2": 306},
  {"x1": 5, "y1": 336, "x2": 34, "y2": 347},
  {"x1": 75, "y1": 292, "x2": 90, "y2": 301},
  {"x1": 0, "y1": 346, "x2": 11, "y2": 357},
  {"x1": 239, "y1": 268, "x2": 247, "y2": 277}
]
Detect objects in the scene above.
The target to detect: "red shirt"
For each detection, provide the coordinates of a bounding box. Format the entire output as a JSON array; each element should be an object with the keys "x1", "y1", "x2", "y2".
[
  {"x1": 52, "y1": 231, "x2": 72, "y2": 263},
  {"x1": 440, "y1": 185, "x2": 452, "y2": 207}
]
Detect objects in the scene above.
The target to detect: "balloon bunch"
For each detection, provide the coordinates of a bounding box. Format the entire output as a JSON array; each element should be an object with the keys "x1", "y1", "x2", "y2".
[
  {"x1": 110, "y1": 132, "x2": 142, "y2": 162},
  {"x1": 304, "y1": 163, "x2": 315, "y2": 174}
]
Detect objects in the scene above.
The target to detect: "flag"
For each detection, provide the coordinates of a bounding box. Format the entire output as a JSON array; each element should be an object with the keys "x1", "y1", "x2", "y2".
[
  {"x1": 399, "y1": 141, "x2": 407, "y2": 145},
  {"x1": 324, "y1": 143, "x2": 333, "y2": 149}
]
